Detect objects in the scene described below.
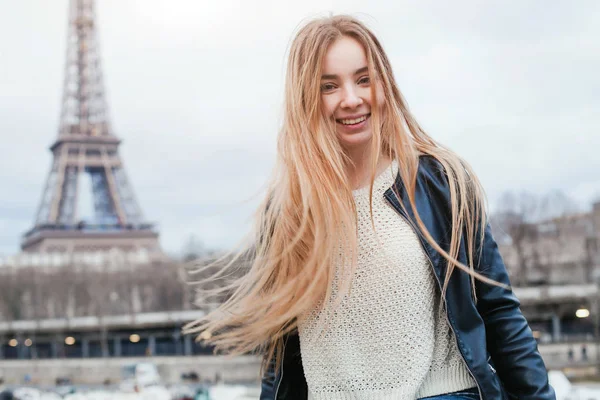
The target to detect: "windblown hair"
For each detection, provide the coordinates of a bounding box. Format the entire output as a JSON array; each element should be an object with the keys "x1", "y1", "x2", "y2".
[{"x1": 183, "y1": 14, "x2": 498, "y2": 373}]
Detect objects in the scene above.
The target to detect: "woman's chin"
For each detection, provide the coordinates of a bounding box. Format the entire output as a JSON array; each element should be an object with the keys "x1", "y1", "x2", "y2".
[{"x1": 337, "y1": 130, "x2": 373, "y2": 150}]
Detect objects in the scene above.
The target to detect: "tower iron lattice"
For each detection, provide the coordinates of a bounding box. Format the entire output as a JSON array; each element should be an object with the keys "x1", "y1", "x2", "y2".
[{"x1": 22, "y1": 0, "x2": 161, "y2": 256}]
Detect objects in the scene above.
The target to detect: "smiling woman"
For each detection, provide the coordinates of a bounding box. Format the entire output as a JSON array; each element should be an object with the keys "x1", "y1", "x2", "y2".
[
  {"x1": 182, "y1": 14, "x2": 555, "y2": 400},
  {"x1": 319, "y1": 37, "x2": 385, "y2": 178}
]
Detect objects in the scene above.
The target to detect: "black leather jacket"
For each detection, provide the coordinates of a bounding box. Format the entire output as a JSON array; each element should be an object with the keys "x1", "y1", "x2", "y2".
[{"x1": 260, "y1": 156, "x2": 555, "y2": 400}]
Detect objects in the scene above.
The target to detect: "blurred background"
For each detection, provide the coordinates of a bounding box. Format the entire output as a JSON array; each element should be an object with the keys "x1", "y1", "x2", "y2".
[{"x1": 0, "y1": 0, "x2": 598, "y2": 399}]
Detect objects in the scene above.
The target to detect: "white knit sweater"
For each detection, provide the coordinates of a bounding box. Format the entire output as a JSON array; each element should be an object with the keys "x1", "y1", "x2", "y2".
[{"x1": 297, "y1": 161, "x2": 477, "y2": 400}]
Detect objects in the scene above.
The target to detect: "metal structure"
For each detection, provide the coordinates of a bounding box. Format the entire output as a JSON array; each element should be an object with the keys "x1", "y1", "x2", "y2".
[
  {"x1": 0, "y1": 310, "x2": 208, "y2": 359},
  {"x1": 21, "y1": 0, "x2": 161, "y2": 256}
]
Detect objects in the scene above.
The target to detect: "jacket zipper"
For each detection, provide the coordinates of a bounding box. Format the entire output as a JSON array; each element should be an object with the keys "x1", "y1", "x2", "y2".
[
  {"x1": 274, "y1": 340, "x2": 285, "y2": 399},
  {"x1": 487, "y1": 356, "x2": 496, "y2": 374},
  {"x1": 385, "y1": 195, "x2": 483, "y2": 400}
]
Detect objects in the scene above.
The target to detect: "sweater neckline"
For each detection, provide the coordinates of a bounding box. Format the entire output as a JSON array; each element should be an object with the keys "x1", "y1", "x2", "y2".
[{"x1": 352, "y1": 160, "x2": 399, "y2": 198}]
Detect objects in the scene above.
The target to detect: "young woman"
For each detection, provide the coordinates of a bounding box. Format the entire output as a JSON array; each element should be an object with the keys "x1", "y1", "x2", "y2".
[{"x1": 183, "y1": 15, "x2": 555, "y2": 400}]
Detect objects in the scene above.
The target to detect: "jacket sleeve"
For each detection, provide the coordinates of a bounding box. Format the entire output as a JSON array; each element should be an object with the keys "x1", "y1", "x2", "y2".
[
  {"x1": 475, "y1": 221, "x2": 556, "y2": 400},
  {"x1": 259, "y1": 332, "x2": 307, "y2": 400},
  {"x1": 260, "y1": 355, "x2": 278, "y2": 400}
]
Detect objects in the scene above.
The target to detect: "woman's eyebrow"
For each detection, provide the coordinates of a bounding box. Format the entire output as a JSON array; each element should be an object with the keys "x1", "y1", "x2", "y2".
[{"x1": 321, "y1": 66, "x2": 368, "y2": 80}]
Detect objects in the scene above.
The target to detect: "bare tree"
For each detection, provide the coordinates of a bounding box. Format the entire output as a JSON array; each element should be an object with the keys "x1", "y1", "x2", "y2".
[
  {"x1": 0, "y1": 267, "x2": 25, "y2": 320},
  {"x1": 0, "y1": 245, "x2": 245, "y2": 323},
  {"x1": 493, "y1": 190, "x2": 581, "y2": 285},
  {"x1": 492, "y1": 191, "x2": 542, "y2": 285}
]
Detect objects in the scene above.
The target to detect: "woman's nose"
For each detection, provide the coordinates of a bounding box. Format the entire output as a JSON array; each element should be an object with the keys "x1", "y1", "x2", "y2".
[{"x1": 340, "y1": 87, "x2": 363, "y2": 109}]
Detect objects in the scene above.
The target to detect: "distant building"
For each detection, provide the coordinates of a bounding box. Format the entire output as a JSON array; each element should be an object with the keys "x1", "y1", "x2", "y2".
[
  {"x1": 497, "y1": 201, "x2": 600, "y2": 286},
  {"x1": 495, "y1": 201, "x2": 600, "y2": 344}
]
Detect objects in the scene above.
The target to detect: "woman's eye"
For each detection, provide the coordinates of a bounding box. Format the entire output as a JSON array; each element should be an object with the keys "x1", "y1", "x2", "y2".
[
  {"x1": 320, "y1": 83, "x2": 336, "y2": 92},
  {"x1": 358, "y1": 76, "x2": 371, "y2": 85}
]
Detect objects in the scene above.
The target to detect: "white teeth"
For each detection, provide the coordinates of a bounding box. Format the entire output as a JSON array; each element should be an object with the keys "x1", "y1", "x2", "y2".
[{"x1": 340, "y1": 115, "x2": 367, "y2": 125}]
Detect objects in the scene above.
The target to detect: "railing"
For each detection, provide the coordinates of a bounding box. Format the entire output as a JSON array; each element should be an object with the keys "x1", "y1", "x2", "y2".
[
  {"x1": 0, "y1": 248, "x2": 152, "y2": 268},
  {"x1": 514, "y1": 284, "x2": 599, "y2": 304},
  {"x1": 538, "y1": 340, "x2": 599, "y2": 370},
  {"x1": 0, "y1": 310, "x2": 205, "y2": 333}
]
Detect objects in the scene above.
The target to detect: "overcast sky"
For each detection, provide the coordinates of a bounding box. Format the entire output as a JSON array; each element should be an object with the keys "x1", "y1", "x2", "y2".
[{"x1": 0, "y1": 1, "x2": 598, "y2": 257}]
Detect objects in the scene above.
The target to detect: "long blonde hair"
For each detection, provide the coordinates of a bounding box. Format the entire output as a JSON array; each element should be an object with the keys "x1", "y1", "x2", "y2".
[{"x1": 183, "y1": 14, "x2": 499, "y2": 373}]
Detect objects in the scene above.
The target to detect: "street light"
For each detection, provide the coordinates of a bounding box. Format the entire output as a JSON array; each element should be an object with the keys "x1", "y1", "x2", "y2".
[{"x1": 577, "y1": 308, "x2": 591, "y2": 318}]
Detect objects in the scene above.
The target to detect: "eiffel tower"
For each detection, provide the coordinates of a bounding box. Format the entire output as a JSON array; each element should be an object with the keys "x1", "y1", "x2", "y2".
[{"x1": 21, "y1": 0, "x2": 161, "y2": 256}]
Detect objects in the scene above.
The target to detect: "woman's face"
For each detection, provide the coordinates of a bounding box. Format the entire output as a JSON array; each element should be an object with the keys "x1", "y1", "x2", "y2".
[{"x1": 320, "y1": 36, "x2": 384, "y2": 152}]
